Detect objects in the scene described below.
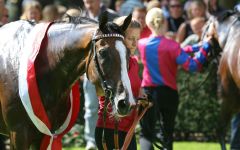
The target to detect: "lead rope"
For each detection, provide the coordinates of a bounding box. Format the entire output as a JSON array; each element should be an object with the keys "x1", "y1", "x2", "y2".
[
  {"x1": 102, "y1": 95, "x2": 109, "y2": 150},
  {"x1": 102, "y1": 99, "x2": 119, "y2": 150},
  {"x1": 121, "y1": 99, "x2": 153, "y2": 150},
  {"x1": 114, "y1": 119, "x2": 119, "y2": 150},
  {"x1": 121, "y1": 99, "x2": 152, "y2": 150},
  {"x1": 102, "y1": 88, "x2": 114, "y2": 150}
]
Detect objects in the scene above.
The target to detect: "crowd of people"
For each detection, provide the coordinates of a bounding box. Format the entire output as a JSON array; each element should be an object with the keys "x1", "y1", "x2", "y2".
[{"x1": 0, "y1": 0, "x2": 240, "y2": 150}]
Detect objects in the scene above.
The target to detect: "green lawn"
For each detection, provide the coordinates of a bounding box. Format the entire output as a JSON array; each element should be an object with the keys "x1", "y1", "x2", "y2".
[
  {"x1": 63, "y1": 141, "x2": 230, "y2": 150},
  {"x1": 172, "y1": 142, "x2": 229, "y2": 150}
]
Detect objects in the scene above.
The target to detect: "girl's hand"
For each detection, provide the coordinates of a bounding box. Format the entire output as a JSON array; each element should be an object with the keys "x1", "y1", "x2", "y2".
[
  {"x1": 204, "y1": 22, "x2": 216, "y2": 43},
  {"x1": 138, "y1": 88, "x2": 147, "y2": 99}
]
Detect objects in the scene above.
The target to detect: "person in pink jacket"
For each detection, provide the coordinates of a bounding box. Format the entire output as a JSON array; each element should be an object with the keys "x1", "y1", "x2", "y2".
[{"x1": 138, "y1": 8, "x2": 213, "y2": 150}]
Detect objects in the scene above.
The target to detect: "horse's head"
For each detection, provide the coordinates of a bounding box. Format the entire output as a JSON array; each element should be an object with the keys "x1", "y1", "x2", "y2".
[
  {"x1": 86, "y1": 12, "x2": 135, "y2": 117},
  {"x1": 201, "y1": 10, "x2": 238, "y2": 61}
]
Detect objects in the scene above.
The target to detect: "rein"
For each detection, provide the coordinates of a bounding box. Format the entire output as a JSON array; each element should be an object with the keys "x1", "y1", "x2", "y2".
[
  {"x1": 121, "y1": 99, "x2": 153, "y2": 150},
  {"x1": 85, "y1": 30, "x2": 122, "y2": 149},
  {"x1": 86, "y1": 30, "x2": 124, "y2": 95}
]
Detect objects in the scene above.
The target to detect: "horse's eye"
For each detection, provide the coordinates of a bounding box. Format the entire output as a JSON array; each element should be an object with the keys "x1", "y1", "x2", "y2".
[
  {"x1": 99, "y1": 40, "x2": 107, "y2": 46},
  {"x1": 98, "y1": 49, "x2": 109, "y2": 58}
]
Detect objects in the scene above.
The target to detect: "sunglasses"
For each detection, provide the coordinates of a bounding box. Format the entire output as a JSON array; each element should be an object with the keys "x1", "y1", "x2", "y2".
[{"x1": 170, "y1": 4, "x2": 182, "y2": 8}]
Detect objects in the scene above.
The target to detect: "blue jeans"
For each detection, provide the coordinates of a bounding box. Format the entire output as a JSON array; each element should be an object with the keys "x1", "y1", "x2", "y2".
[
  {"x1": 231, "y1": 113, "x2": 240, "y2": 150},
  {"x1": 83, "y1": 74, "x2": 99, "y2": 144}
]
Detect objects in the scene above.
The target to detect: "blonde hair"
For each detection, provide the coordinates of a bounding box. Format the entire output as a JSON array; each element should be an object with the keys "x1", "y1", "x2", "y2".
[
  {"x1": 187, "y1": 0, "x2": 206, "y2": 19},
  {"x1": 145, "y1": 8, "x2": 164, "y2": 32},
  {"x1": 20, "y1": 1, "x2": 42, "y2": 21}
]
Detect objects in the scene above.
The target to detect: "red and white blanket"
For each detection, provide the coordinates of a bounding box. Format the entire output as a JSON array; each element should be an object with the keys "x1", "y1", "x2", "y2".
[{"x1": 18, "y1": 22, "x2": 80, "y2": 150}]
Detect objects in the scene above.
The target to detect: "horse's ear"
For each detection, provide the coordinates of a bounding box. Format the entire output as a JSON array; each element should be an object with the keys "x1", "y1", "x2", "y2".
[
  {"x1": 120, "y1": 13, "x2": 132, "y2": 32},
  {"x1": 99, "y1": 11, "x2": 109, "y2": 31}
]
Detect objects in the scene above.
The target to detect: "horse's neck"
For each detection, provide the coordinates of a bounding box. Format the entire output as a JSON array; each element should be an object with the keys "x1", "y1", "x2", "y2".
[
  {"x1": 37, "y1": 23, "x2": 96, "y2": 106},
  {"x1": 218, "y1": 17, "x2": 240, "y2": 86}
]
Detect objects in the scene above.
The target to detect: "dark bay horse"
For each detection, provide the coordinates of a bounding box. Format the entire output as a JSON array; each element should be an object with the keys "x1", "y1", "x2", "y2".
[
  {"x1": 0, "y1": 12, "x2": 135, "y2": 149},
  {"x1": 202, "y1": 10, "x2": 240, "y2": 150}
]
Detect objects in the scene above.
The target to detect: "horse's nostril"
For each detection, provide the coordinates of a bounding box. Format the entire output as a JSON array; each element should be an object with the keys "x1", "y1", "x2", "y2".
[
  {"x1": 117, "y1": 99, "x2": 130, "y2": 116},
  {"x1": 117, "y1": 99, "x2": 129, "y2": 109}
]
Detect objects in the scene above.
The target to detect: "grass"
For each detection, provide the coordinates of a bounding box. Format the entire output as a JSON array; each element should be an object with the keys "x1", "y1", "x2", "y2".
[
  {"x1": 63, "y1": 141, "x2": 230, "y2": 150},
  {"x1": 172, "y1": 142, "x2": 230, "y2": 150}
]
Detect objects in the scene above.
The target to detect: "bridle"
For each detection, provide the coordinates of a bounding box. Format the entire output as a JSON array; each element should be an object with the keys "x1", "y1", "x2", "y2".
[
  {"x1": 86, "y1": 29, "x2": 123, "y2": 149},
  {"x1": 86, "y1": 29, "x2": 124, "y2": 102},
  {"x1": 86, "y1": 29, "x2": 153, "y2": 150},
  {"x1": 202, "y1": 14, "x2": 239, "y2": 62},
  {"x1": 91, "y1": 30, "x2": 126, "y2": 150}
]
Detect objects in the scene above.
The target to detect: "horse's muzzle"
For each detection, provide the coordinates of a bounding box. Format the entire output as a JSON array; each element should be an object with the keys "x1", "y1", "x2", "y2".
[{"x1": 115, "y1": 82, "x2": 136, "y2": 117}]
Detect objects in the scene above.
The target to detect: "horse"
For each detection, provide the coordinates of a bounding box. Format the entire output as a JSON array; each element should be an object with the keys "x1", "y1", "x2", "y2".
[
  {"x1": 0, "y1": 12, "x2": 135, "y2": 150},
  {"x1": 201, "y1": 10, "x2": 240, "y2": 150}
]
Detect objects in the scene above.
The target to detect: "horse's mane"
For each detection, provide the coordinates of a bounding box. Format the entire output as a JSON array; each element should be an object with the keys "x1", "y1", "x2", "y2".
[
  {"x1": 57, "y1": 15, "x2": 125, "y2": 36},
  {"x1": 57, "y1": 15, "x2": 98, "y2": 24}
]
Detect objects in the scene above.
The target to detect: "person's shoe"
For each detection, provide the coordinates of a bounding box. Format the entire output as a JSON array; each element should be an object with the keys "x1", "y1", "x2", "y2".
[{"x1": 86, "y1": 141, "x2": 96, "y2": 150}]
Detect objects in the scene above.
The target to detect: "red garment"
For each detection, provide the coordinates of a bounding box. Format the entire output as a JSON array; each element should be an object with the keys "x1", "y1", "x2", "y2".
[
  {"x1": 140, "y1": 26, "x2": 151, "y2": 39},
  {"x1": 96, "y1": 57, "x2": 141, "y2": 132}
]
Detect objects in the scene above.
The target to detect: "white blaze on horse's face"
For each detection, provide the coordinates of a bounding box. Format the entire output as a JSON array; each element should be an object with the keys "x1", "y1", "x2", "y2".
[{"x1": 115, "y1": 40, "x2": 135, "y2": 106}]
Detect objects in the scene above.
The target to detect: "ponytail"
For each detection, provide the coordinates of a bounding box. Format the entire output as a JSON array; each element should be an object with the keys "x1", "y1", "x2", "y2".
[{"x1": 146, "y1": 8, "x2": 164, "y2": 32}]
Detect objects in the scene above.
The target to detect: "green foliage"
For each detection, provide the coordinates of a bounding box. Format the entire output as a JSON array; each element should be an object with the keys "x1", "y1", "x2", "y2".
[
  {"x1": 175, "y1": 64, "x2": 221, "y2": 140},
  {"x1": 62, "y1": 124, "x2": 85, "y2": 147}
]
